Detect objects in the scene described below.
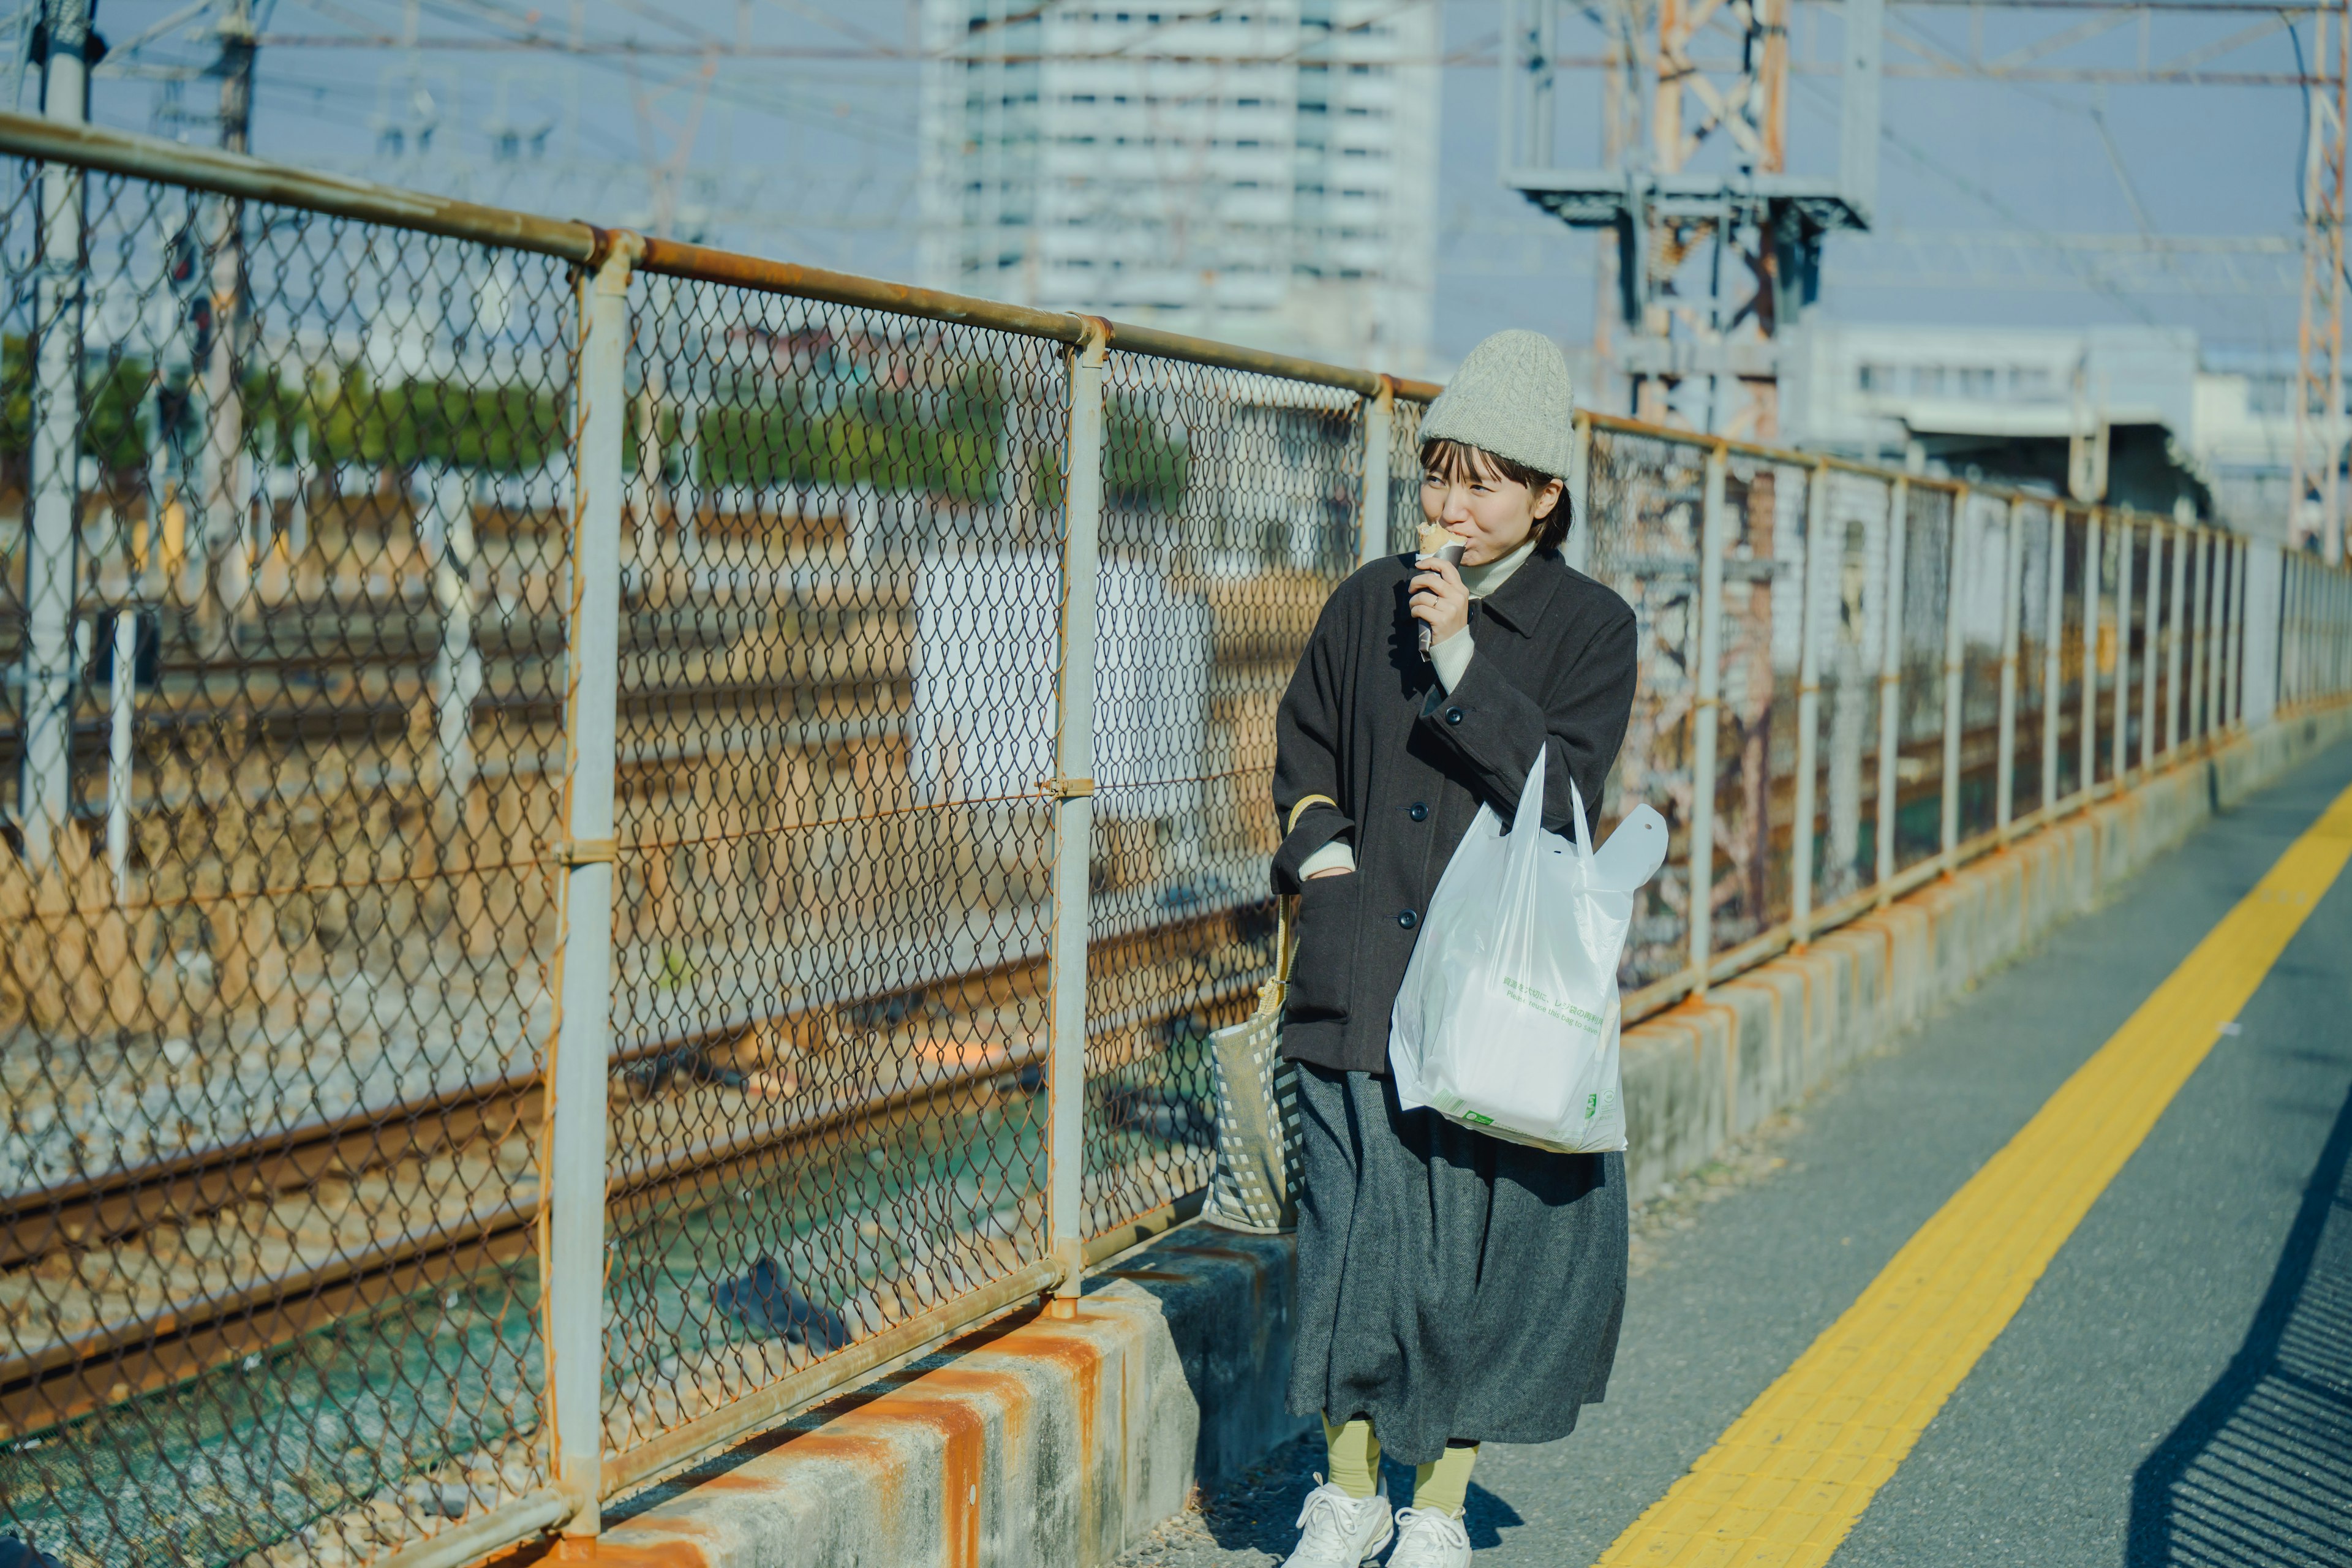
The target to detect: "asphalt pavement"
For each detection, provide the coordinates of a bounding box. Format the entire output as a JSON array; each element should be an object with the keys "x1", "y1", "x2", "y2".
[{"x1": 1115, "y1": 739, "x2": 2352, "y2": 1568}]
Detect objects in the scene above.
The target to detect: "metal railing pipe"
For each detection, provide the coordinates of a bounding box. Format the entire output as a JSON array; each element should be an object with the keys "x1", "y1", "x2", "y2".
[
  {"x1": 2079, "y1": 510, "x2": 2103, "y2": 797},
  {"x1": 2290, "y1": 543, "x2": 2301, "y2": 709},
  {"x1": 2192, "y1": 529, "x2": 2215, "y2": 742},
  {"x1": 2315, "y1": 556, "x2": 2325, "y2": 701},
  {"x1": 1996, "y1": 499, "x2": 2022, "y2": 839},
  {"x1": 0, "y1": 106, "x2": 599, "y2": 261},
  {"x1": 2331, "y1": 559, "x2": 2340, "y2": 697},
  {"x1": 2286, "y1": 550, "x2": 2305, "y2": 700},
  {"x1": 2112, "y1": 517, "x2": 2134, "y2": 782},
  {"x1": 1791, "y1": 459, "x2": 1828, "y2": 940},
  {"x1": 2233, "y1": 532, "x2": 2250, "y2": 723},
  {"x1": 1875, "y1": 475, "x2": 1909, "y2": 901},
  {"x1": 1940, "y1": 486, "x2": 1968, "y2": 865},
  {"x1": 2139, "y1": 522, "x2": 2163, "y2": 773},
  {"x1": 2042, "y1": 506, "x2": 2065, "y2": 810},
  {"x1": 2205, "y1": 528, "x2": 2223, "y2": 736},
  {"x1": 1046, "y1": 317, "x2": 1110, "y2": 1310},
  {"x1": 635, "y1": 236, "x2": 1446, "y2": 400},
  {"x1": 541, "y1": 229, "x2": 640, "y2": 1538},
  {"x1": 1688, "y1": 443, "x2": 1729, "y2": 989},
  {"x1": 1359, "y1": 376, "x2": 1395, "y2": 570},
  {"x1": 371, "y1": 1490, "x2": 576, "y2": 1568},
  {"x1": 2217, "y1": 535, "x2": 2239, "y2": 730},
  {"x1": 2166, "y1": 521, "x2": 2188, "y2": 753},
  {"x1": 0, "y1": 113, "x2": 1452, "y2": 412}
]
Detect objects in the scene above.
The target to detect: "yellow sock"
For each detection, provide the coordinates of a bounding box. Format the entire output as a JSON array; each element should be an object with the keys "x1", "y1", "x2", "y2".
[
  {"x1": 1413, "y1": 1442, "x2": 1479, "y2": 1518},
  {"x1": 1321, "y1": 1414, "x2": 1381, "y2": 1501}
]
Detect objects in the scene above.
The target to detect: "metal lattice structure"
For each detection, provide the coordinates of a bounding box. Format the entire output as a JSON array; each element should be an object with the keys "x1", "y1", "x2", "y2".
[{"x1": 0, "y1": 109, "x2": 2348, "y2": 1568}]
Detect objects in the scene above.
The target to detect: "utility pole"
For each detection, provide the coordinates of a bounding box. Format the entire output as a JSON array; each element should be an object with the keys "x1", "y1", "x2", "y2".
[
  {"x1": 197, "y1": 0, "x2": 255, "y2": 648},
  {"x1": 17, "y1": 0, "x2": 94, "y2": 871}
]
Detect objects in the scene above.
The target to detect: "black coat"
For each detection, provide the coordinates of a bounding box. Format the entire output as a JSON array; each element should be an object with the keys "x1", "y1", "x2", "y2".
[{"x1": 1271, "y1": 545, "x2": 1640, "y2": 1075}]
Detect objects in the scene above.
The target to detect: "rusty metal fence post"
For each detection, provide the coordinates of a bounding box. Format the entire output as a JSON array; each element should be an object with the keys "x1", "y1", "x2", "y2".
[
  {"x1": 2201, "y1": 529, "x2": 2220, "y2": 741},
  {"x1": 1940, "y1": 486, "x2": 1967, "y2": 866},
  {"x1": 1047, "y1": 318, "x2": 1110, "y2": 1312},
  {"x1": 2112, "y1": 518, "x2": 2134, "y2": 783},
  {"x1": 17, "y1": 0, "x2": 92, "y2": 871},
  {"x1": 2140, "y1": 523, "x2": 2164, "y2": 774},
  {"x1": 2079, "y1": 510, "x2": 2103, "y2": 798},
  {"x1": 1876, "y1": 475, "x2": 1909, "y2": 901},
  {"x1": 2231, "y1": 535, "x2": 2250, "y2": 726},
  {"x1": 2217, "y1": 535, "x2": 2238, "y2": 731},
  {"x1": 544, "y1": 230, "x2": 641, "y2": 1541},
  {"x1": 2042, "y1": 506, "x2": 2065, "y2": 811},
  {"x1": 1996, "y1": 499, "x2": 2022, "y2": 839},
  {"x1": 2166, "y1": 521, "x2": 2188, "y2": 753},
  {"x1": 1564, "y1": 414, "x2": 1593, "y2": 578},
  {"x1": 2192, "y1": 529, "x2": 2213, "y2": 743},
  {"x1": 1689, "y1": 442, "x2": 1728, "y2": 988},
  {"x1": 1359, "y1": 376, "x2": 1395, "y2": 570},
  {"x1": 1791, "y1": 459, "x2": 1828, "y2": 941}
]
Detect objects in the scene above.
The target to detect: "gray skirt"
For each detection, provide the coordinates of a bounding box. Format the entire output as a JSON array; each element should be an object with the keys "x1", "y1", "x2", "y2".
[{"x1": 1286, "y1": 1062, "x2": 1627, "y2": 1468}]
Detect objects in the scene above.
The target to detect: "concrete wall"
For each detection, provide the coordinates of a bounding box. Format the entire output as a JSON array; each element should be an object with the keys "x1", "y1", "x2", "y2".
[{"x1": 559, "y1": 706, "x2": 2351, "y2": 1568}]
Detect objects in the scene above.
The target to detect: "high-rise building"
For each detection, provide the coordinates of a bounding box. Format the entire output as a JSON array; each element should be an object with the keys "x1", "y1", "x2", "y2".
[{"x1": 918, "y1": 2, "x2": 1439, "y2": 375}]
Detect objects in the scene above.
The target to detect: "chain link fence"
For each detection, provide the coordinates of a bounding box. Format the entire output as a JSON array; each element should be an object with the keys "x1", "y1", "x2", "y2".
[
  {"x1": 0, "y1": 159, "x2": 570, "y2": 1568},
  {"x1": 1, "y1": 117, "x2": 2348, "y2": 1568}
]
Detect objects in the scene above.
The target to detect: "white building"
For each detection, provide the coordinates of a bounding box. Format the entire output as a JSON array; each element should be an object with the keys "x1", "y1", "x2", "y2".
[
  {"x1": 917, "y1": 1, "x2": 1440, "y2": 374},
  {"x1": 1775, "y1": 323, "x2": 2325, "y2": 538}
]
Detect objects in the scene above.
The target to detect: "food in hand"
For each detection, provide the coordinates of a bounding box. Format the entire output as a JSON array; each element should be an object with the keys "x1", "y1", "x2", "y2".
[{"x1": 1414, "y1": 524, "x2": 1466, "y2": 658}]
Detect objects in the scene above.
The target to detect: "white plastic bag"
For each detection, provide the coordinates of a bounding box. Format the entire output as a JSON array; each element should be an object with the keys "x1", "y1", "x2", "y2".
[{"x1": 1389, "y1": 750, "x2": 1668, "y2": 1153}]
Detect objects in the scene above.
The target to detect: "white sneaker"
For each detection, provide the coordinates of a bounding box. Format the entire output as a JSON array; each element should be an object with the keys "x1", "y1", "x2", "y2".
[
  {"x1": 1388, "y1": 1504, "x2": 1472, "y2": 1567},
  {"x1": 1280, "y1": 1474, "x2": 1394, "y2": 1567}
]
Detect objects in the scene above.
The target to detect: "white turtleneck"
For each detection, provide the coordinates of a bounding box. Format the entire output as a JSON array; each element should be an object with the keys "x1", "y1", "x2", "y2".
[
  {"x1": 1428, "y1": 535, "x2": 1537, "y2": 692},
  {"x1": 1297, "y1": 534, "x2": 1540, "y2": 882}
]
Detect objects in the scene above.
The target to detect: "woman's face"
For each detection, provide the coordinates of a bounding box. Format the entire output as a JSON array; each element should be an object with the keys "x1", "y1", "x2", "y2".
[{"x1": 1419, "y1": 450, "x2": 1563, "y2": 567}]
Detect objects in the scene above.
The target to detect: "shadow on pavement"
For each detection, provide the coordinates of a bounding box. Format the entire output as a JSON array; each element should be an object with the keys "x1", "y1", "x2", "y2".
[
  {"x1": 2127, "y1": 1074, "x2": 2352, "y2": 1567},
  {"x1": 1458, "y1": 1477, "x2": 1526, "y2": 1550}
]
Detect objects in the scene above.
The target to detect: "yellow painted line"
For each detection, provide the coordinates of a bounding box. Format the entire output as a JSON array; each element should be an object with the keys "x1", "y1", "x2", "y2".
[{"x1": 1597, "y1": 778, "x2": 2352, "y2": 1568}]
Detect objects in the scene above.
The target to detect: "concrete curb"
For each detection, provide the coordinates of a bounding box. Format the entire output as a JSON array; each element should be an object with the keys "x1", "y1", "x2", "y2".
[
  {"x1": 557, "y1": 709, "x2": 2350, "y2": 1568},
  {"x1": 571, "y1": 1236, "x2": 1304, "y2": 1568}
]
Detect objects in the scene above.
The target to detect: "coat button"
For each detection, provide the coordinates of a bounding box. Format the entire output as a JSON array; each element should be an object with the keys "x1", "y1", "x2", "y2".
[
  {"x1": 1444, "y1": 706, "x2": 1464, "y2": 725},
  {"x1": 1408, "y1": 801, "x2": 1428, "y2": 821},
  {"x1": 1396, "y1": 909, "x2": 1418, "y2": 930}
]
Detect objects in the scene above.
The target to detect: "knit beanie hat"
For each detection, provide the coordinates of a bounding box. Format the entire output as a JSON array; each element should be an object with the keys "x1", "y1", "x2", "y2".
[{"x1": 1419, "y1": 328, "x2": 1576, "y2": 481}]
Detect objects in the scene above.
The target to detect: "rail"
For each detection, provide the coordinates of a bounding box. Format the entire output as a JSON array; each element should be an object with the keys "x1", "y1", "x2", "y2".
[{"x1": 0, "y1": 107, "x2": 2345, "y2": 1568}]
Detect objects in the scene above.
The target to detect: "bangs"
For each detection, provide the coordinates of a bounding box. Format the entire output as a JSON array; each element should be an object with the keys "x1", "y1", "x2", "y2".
[{"x1": 1419, "y1": 437, "x2": 1552, "y2": 492}]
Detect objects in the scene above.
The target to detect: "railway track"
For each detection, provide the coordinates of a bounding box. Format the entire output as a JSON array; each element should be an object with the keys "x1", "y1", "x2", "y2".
[{"x1": 0, "y1": 901, "x2": 1262, "y2": 1444}]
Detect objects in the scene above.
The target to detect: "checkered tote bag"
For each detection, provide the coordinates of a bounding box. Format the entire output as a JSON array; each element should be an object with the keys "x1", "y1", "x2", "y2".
[{"x1": 1202, "y1": 890, "x2": 1304, "y2": 1234}]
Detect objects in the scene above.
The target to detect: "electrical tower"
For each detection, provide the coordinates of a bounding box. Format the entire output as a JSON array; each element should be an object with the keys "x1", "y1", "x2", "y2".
[
  {"x1": 2292, "y1": 0, "x2": 2350, "y2": 564},
  {"x1": 1499, "y1": 0, "x2": 1880, "y2": 439}
]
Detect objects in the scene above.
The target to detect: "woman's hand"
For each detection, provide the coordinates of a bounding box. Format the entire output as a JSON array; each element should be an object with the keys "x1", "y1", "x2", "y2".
[
  {"x1": 1305, "y1": 865, "x2": 1353, "y2": 880},
  {"x1": 1412, "y1": 552, "x2": 1470, "y2": 647}
]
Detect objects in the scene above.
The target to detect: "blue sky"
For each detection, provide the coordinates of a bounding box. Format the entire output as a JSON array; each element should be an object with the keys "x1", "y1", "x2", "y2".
[{"x1": 55, "y1": 1, "x2": 2317, "y2": 369}]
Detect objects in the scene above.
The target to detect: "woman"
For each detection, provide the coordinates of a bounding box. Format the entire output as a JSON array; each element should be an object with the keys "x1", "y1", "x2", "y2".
[{"x1": 1270, "y1": 330, "x2": 1639, "y2": 1568}]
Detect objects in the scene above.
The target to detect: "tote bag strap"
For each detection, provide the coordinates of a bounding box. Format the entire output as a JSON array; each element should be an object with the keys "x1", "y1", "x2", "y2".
[
  {"x1": 1286, "y1": 793, "x2": 1338, "y2": 834},
  {"x1": 1272, "y1": 793, "x2": 1337, "y2": 987}
]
